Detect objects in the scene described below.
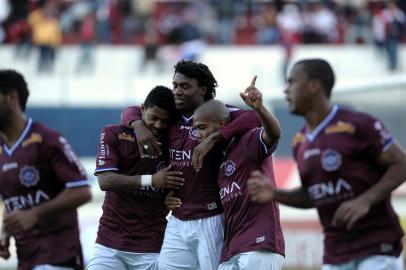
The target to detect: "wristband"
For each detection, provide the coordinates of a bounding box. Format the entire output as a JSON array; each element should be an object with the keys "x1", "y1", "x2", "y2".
[{"x1": 141, "y1": 175, "x2": 152, "y2": 187}]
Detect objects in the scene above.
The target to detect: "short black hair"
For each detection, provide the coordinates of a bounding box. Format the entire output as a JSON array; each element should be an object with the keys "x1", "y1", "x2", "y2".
[
  {"x1": 174, "y1": 60, "x2": 218, "y2": 101},
  {"x1": 295, "y1": 59, "x2": 335, "y2": 98},
  {"x1": 144, "y1": 85, "x2": 176, "y2": 114},
  {"x1": 0, "y1": 69, "x2": 30, "y2": 111}
]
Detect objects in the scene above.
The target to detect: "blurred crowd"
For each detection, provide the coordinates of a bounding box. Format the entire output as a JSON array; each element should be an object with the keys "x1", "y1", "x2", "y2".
[{"x1": 0, "y1": 0, "x2": 405, "y2": 72}]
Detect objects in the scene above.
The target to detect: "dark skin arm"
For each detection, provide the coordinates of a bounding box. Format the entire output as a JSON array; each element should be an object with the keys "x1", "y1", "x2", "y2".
[
  {"x1": 248, "y1": 170, "x2": 314, "y2": 208},
  {"x1": 0, "y1": 212, "x2": 10, "y2": 260},
  {"x1": 332, "y1": 142, "x2": 406, "y2": 230},
  {"x1": 3, "y1": 185, "x2": 92, "y2": 235},
  {"x1": 240, "y1": 75, "x2": 281, "y2": 144},
  {"x1": 98, "y1": 165, "x2": 184, "y2": 192},
  {"x1": 130, "y1": 120, "x2": 162, "y2": 159}
]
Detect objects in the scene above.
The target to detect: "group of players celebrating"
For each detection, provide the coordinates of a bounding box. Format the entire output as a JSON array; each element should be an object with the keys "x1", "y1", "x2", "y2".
[{"x1": 1, "y1": 58, "x2": 406, "y2": 270}]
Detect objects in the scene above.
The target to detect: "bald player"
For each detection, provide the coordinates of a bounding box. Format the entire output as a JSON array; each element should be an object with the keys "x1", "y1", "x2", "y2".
[
  {"x1": 169, "y1": 76, "x2": 285, "y2": 270},
  {"x1": 121, "y1": 60, "x2": 261, "y2": 270}
]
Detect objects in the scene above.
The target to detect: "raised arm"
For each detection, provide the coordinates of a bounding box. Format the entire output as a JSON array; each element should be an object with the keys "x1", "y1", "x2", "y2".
[
  {"x1": 248, "y1": 170, "x2": 313, "y2": 208},
  {"x1": 240, "y1": 75, "x2": 281, "y2": 145},
  {"x1": 121, "y1": 106, "x2": 162, "y2": 158}
]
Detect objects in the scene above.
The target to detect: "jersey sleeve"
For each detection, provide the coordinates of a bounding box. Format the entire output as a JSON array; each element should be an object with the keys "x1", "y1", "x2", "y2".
[
  {"x1": 95, "y1": 126, "x2": 120, "y2": 175},
  {"x1": 121, "y1": 106, "x2": 142, "y2": 127},
  {"x1": 356, "y1": 114, "x2": 394, "y2": 160},
  {"x1": 219, "y1": 106, "x2": 261, "y2": 141},
  {"x1": 244, "y1": 128, "x2": 278, "y2": 161},
  {"x1": 49, "y1": 136, "x2": 89, "y2": 189}
]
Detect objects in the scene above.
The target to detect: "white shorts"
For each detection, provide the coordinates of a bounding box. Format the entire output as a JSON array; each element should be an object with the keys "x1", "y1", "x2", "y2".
[
  {"x1": 218, "y1": 250, "x2": 284, "y2": 270},
  {"x1": 86, "y1": 243, "x2": 159, "y2": 270},
  {"x1": 158, "y1": 214, "x2": 224, "y2": 270},
  {"x1": 322, "y1": 252, "x2": 404, "y2": 270},
  {"x1": 33, "y1": 265, "x2": 74, "y2": 270}
]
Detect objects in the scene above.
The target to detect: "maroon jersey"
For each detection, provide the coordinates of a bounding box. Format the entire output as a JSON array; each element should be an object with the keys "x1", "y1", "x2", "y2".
[
  {"x1": 121, "y1": 106, "x2": 260, "y2": 220},
  {"x1": 292, "y1": 106, "x2": 404, "y2": 264},
  {"x1": 94, "y1": 125, "x2": 169, "y2": 253},
  {"x1": 0, "y1": 119, "x2": 88, "y2": 270},
  {"x1": 218, "y1": 127, "x2": 284, "y2": 263}
]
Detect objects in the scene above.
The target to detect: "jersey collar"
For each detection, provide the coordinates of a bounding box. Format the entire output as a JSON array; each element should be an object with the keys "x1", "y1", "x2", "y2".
[
  {"x1": 3, "y1": 118, "x2": 33, "y2": 156},
  {"x1": 306, "y1": 105, "x2": 338, "y2": 142}
]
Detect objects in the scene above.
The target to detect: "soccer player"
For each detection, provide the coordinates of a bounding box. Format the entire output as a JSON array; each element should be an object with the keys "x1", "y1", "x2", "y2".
[
  {"x1": 248, "y1": 59, "x2": 406, "y2": 270},
  {"x1": 0, "y1": 69, "x2": 92, "y2": 270},
  {"x1": 121, "y1": 60, "x2": 261, "y2": 270},
  {"x1": 87, "y1": 86, "x2": 185, "y2": 270},
  {"x1": 190, "y1": 76, "x2": 285, "y2": 270}
]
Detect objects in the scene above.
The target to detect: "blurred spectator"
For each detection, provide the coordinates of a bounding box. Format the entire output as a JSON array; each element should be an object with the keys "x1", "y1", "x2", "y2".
[
  {"x1": 0, "y1": 0, "x2": 10, "y2": 43},
  {"x1": 302, "y1": 2, "x2": 338, "y2": 43},
  {"x1": 5, "y1": 0, "x2": 31, "y2": 58},
  {"x1": 28, "y1": 1, "x2": 62, "y2": 73},
  {"x1": 96, "y1": 0, "x2": 113, "y2": 43},
  {"x1": 372, "y1": 3, "x2": 386, "y2": 51},
  {"x1": 212, "y1": 0, "x2": 236, "y2": 44},
  {"x1": 76, "y1": 11, "x2": 96, "y2": 74},
  {"x1": 139, "y1": 18, "x2": 162, "y2": 73},
  {"x1": 382, "y1": 0, "x2": 405, "y2": 71},
  {"x1": 0, "y1": 0, "x2": 405, "y2": 51},
  {"x1": 277, "y1": 4, "x2": 302, "y2": 80},
  {"x1": 256, "y1": 3, "x2": 280, "y2": 44},
  {"x1": 342, "y1": 5, "x2": 370, "y2": 44}
]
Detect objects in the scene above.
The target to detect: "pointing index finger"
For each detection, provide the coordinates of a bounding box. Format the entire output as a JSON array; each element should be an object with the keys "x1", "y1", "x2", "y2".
[{"x1": 250, "y1": 75, "x2": 257, "y2": 87}]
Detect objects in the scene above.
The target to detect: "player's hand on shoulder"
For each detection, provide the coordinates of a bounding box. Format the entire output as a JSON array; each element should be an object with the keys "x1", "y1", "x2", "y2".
[
  {"x1": 332, "y1": 196, "x2": 372, "y2": 230},
  {"x1": 164, "y1": 191, "x2": 182, "y2": 210},
  {"x1": 248, "y1": 170, "x2": 275, "y2": 203},
  {"x1": 152, "y1": 165, "x2": 184, "y2": 189},
  {"x1": 3, "y1": 209, "x2": 39, "y2": 235},
  {"x1": 192, "y1": 134, "x2": 218, "y2": 172},
  {"x1": 240, "y1": 76, "x2": 263, "y2": 110},
  {"x1": 132, "y1": 120, "x2": 162, "y2": 159}
]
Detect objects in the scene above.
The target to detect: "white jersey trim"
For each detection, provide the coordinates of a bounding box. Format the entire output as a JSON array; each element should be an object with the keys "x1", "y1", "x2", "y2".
[
  {"x1": 66, "y1": 179, "x2": 89, "y2": 188},
  {"x1": 3, "y1": 118, "x2": 33, "y2": 156},
  {"x1": 181, "y1": 115, "x2": 193, "y2": 123},
  {"x1": 259, "y1": 128, "x2": 270, "y2": 154},
  {"x1": 306, "y1": 105, "x2": 338, "y2": 142},
  {"x1": 383, "y1": 137, "x2": 395, "y2": 152},
  {"x1": 94, "y1": 167, "x2": 119, "y2": 174}
]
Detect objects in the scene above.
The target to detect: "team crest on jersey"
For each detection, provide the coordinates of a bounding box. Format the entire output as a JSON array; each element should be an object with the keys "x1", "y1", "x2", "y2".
[
  {"x1": 224, "y1": 160, "x2": 236, "y2": 176},
  {"x1": 22, "y1": 133, "x2": 43, "y2": 147},
  {"x1": 19, "y1": 165, "x2": 40, "y2": 187},
  {"x1": 118, "y1": 132, "x2": 135, "y2": 142},
  {"x1": 321, "y1": 149, "x2": 342, "y2": 172},
  {"x1": 189, "y1": 128, "x2": 198, "y2": 140},
  {"x1": 325, "y1": 121, "x2": 355, "y2": 135}
]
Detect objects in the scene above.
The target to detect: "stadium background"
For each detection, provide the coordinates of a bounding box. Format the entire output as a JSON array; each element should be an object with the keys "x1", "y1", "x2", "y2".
[{"x1": 1, "y1": 0, "x2": 406, "y2": 269}]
